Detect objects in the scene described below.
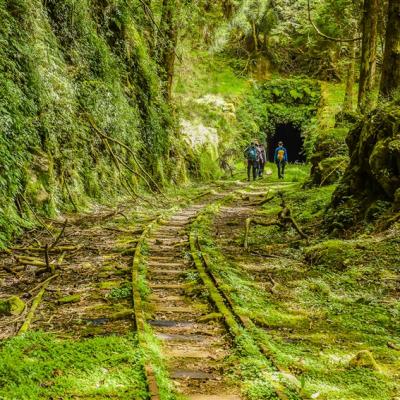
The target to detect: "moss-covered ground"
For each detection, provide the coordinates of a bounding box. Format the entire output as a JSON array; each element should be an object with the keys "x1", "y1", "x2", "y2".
[
  {"x1": 0, "y1": 332, "x2": 148, "y2": 399},
  {"x1": 192, "y1": 166, "x2": 400, "y2": 400}
]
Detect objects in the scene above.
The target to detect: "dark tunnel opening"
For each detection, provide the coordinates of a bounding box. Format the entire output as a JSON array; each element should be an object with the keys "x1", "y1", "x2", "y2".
[{"x1": 267, "y1": 123, "x2": 306, "y2": 163}]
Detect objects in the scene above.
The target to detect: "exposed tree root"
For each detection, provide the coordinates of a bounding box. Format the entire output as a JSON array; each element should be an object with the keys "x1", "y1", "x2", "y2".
[{"x1": 86, "y1": 114, "x2": 165, "y2": 198}]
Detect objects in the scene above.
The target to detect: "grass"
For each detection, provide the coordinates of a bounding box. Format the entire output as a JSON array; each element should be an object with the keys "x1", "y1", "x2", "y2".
[{"x1": 0, "y1": 332, "x2": 148, "y2": 400}]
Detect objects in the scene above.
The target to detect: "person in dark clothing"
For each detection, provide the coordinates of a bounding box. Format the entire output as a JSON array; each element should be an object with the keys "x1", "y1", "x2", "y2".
[
  {"x1": 274, "y1": 141, "x2": 288, "y2": 179},
  {"x1": 244, "y1": 141, "x2": 258, "y2": 181},
  {"x1": 257, "y1": 143, "x2": 267, "y2": 178}
]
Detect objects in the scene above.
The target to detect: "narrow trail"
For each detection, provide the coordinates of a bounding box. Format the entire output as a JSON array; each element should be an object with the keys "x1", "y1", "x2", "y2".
[{"x1": 146, "y1": 203, "x2": 241, "y2": 399}]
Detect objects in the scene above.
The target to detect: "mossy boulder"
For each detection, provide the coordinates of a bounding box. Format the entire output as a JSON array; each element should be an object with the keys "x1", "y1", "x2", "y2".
[
  {"x1": 0, "y1": 296, "x2": 25, "y2": 316},
  {"x1": 303, "y1": 240, "x2": 359, "y2": 270},
  {"x1": 349, "y1": 350, "x2": 379, "y2": 370},
  {"x1": 330, "y1": 100, "x2": 400, "y2": 229}
]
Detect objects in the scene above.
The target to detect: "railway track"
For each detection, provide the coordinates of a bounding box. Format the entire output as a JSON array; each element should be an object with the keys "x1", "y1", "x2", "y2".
[
  {"x1": 1, "y1": 181, "x2": 301, "y2": 399},
  {"x1": 133, "y1": 185, "x2": 301, "y2": 400},
  {"x1": 143, "y1": 203, "x2": 240, "y2": 399}
]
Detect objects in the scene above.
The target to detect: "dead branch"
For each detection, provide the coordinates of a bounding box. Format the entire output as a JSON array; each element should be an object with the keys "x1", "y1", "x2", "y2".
[
  {"x1": 50, "y1": 219, "x2": 67, "y2": 249},
  {"x1": 28, "y1": 273, "x2": 60, "y2": 296},
  {"x1": 244, "y1": 195, "x2": 308, "y2": 249},
  {"x1": 15, "y1": 258, "x2": 46, "y2": 267},
  {"x1": 268, "y1": 274, "x2": 279, "y2": 295},
  {"x1": 11, "y1": 245, "x2": 79, "y2": 253},
  {"x1": 278, "y1": 198, "x2": 309, "y2": 240}
]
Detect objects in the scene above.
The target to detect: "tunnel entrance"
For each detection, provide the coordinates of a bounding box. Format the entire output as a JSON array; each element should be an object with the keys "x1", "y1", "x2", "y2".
[{"x1": 267, "y1": 123, "x2": 306, "y2": 163}]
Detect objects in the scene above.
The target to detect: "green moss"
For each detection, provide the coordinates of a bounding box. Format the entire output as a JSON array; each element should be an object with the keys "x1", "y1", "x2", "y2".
[
  {"x1": 0, "y1": 332, "x2": 148, "y2": 399},
  {"x1": 0, "y1": 296, "x2": 25, "y2": 316},
  {"x1": 98, "y1": 281, "x2": 121, "y2": 290},
  {"x1": 303, "y1": 240, "x2": 360, "y2": 270},
  {"x1": 0, "y1": 0, "x2": 177, "y2": 247},
  {"x1": 57, "y1": 294, "x2": 81, "y2": 304}
]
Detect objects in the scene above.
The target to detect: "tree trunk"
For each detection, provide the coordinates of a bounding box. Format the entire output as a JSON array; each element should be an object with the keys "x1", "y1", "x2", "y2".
[
  {"x1": 380, "y1": 0, "x2": 400, "y2": 99},
  {"x1": 158, "y1": 0, "x2": 179, "y2": 101},
  {"x1": 358, "y1": 0, "x2": 379, "y2": 113},
  {"x1": 343, "y1": 40, "x2": 356, "y2": 111},
  {"x1": 252, "y1": 20, "x2": 258, "y2": 52}
]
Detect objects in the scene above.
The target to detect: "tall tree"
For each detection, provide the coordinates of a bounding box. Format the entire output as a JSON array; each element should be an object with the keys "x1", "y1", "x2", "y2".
[
  {"x1": 158, "y1": 0, "x2": 179, "y2": 101},
  {"x1": 358, "y1": 0, "x2": 379, "y2": 113},
  {"x1": 343, "y1": 40, "x2": 357, "y2": 111},
  {"x1": 380, "y1": 0, "x2": 400, "y2": 99}
]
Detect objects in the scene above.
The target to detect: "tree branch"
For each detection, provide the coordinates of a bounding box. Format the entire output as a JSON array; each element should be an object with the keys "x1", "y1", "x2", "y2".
[{"x1": 307, "y1": 0, "x2": 362, "y2": 42}]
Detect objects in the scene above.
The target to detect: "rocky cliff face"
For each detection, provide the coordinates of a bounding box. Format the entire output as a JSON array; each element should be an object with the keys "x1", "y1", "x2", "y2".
[{"x1": 0, "y1": 0, "x2": 176, "y2": 245}]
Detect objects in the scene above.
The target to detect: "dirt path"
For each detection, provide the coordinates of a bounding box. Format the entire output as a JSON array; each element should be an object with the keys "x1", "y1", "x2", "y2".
[{"x1": 146, "y1": 204, "x2": 241, "y2": 400}]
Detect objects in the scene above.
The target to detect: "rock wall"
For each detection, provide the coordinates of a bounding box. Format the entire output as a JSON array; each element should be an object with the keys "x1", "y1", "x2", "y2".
[{"x1": 0, "y1": 0, "x2": 176, "y2": 245}]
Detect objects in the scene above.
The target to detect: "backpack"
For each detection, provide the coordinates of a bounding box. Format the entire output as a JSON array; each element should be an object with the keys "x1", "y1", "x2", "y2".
[
  {"x1": 246, "y1": 146, "x2": 257, "y2": 161},
  {"x1": 277, "y1": 149, "x2": 285, "y2": 161}
]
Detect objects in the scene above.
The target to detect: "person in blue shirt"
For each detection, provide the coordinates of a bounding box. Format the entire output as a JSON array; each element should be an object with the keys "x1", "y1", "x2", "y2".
[
  {"x1": 244, "y1": 141, "x2": 258, "y2": 181},
  {"x1": 274, "y1": 141, "x2": 288, "y2": 179}
]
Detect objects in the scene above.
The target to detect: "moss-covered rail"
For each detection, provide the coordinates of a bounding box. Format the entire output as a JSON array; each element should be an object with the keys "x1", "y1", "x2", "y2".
[{"x1": 132, "y1": 218, "x2": 161, "y2": 400}]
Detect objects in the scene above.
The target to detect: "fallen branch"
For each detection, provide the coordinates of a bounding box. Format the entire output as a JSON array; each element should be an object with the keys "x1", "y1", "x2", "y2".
[
  {"x1": 15, "y1": 258, "x2": 46, "y2": 267},
  {"x1": 19, "y1": 274, "x2": 59, "y2": 334},
  {"x1": 11, "y1": 245, "x2": 79, "y2": 253},
  {"x1": 268, "y1": 274, "x2": 279, "y2": 295},
  {"x1": 278, "y1": 200, "x2": 309, "y2": 240},
  {"x1": 28, "y1": 273, "x2": 60, "y2": 296},
  {"x1": 244, "y1": 196, "x2": 308, "y2": 249}
]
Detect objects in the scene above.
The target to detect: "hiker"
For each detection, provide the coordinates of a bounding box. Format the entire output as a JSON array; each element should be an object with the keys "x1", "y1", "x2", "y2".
[
  {"x1": 244, "y1": 141, "x2": 258, "y2": 181},
  {"x1": 274, "y1": 141, "x2": 288, "y2": 179},
  {"x1": 257, "y1": 143, "x2": 267, "y2": 178}
]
